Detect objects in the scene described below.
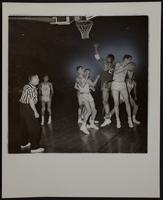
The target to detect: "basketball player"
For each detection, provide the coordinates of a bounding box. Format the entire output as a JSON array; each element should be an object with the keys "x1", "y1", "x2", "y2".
[
  {"x1": 109, "y1": 71, "x2": 141, "y2": 125},
  {"x1": 39, "y1": 75, "x2": 54, "y2": 125},
  {"x1": 94, "y1": 44, "x2": 115, "y2": 127},
  {"x1": 75, "y1": 66, "x2": 85, "y2": 124},
  {"x1": 83, "y1": 68, "x2": 100, "y2": 126},
  {"x1": 75, "y1": 66, "x2": 99, "y2": 135},
  {"x1": 75, "y1": 68, "x2": 99, "y2": 124},
  {"x1": 19, "y1": 74, "x2": 44, "y2": 153},
  {"x1": 111, "y1": 55, "x2": 135, "y2": 128}
]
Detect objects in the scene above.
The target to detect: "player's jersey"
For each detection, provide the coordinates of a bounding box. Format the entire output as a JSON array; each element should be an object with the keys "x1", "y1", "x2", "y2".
[
  {"x1": 40, "y1": 82, "x2": 52, "y2": 102},
  {"x1": 100, "y1": 66, "x2": 114, "y2": 84},
  {"x1": 95, "y1": 54, "x2": 115, "y2": 87},
  {"x1": 113, "y1": 62, "x2": 128, "y2": 82},
  {"x1": 76, "y1": 76, "x2": 90, "y2": 94},
  {"x1": 79, "y1": 80, "x2": 90, "y2": 93},
  {"x1": 41, "y1": 83, "x2": 51, "y2": 96}
]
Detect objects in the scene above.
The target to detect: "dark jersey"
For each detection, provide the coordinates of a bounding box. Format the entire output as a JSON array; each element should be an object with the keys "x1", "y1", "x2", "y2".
[{"x1": 97, "y1": 58, "x2": 115, "y2": 87}]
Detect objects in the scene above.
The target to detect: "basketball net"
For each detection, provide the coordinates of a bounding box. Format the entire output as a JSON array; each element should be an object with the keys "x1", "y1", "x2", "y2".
[{"x1": 75, "y1": 20, "x2": 93, "y2": 39}]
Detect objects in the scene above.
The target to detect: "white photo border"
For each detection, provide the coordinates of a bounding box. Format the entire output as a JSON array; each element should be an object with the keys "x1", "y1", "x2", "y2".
[{"x1": 2, "y1": 2, "x2": 161, "y2": 198}]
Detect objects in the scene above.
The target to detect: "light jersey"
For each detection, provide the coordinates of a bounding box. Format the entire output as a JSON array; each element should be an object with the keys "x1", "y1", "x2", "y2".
[
  {"x1": 79, "y1": 79, "x2": 90, "y2": 93},
  {"x1": 113, "y1": 63, "x2": 128, "y2": 82},
  {"x1": 41, "y1": 82, "x2": 51, "y2": 97}
]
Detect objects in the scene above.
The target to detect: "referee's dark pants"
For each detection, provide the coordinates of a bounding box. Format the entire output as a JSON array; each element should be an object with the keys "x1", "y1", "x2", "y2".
[{"x1": 19, "y1": 103, "x2": 41, "y2": 149}]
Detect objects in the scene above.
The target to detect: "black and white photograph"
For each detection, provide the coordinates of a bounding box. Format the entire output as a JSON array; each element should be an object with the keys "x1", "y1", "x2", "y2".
[
  {"x1": 2, "y1": 2, "x2": 161, "y2": 198},
  {"x1": 9, "y1": 15, "x2": 148, "y2": 153}
]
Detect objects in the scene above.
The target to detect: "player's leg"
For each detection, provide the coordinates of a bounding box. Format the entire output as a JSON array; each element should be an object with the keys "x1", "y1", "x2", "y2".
[
  {"x1": 80, "y1": 98, "x2": 91, "y2": 135},
  {"x1": 81, "y1": 105, "x2": 86, "y2": 120},
  {"x1": 89, "y1": 101, "x2": 99, "y2": 130},
  {"x1": 47, "y1": 99, "x2": 52, "y2": 124},
  {"x1": 109, "y1": 97, "x2": 124, "y2": 119},
  {"x1": 120, "y1": 88, "x2": 134, "y2": 128},
  {"x1": 77, "y1": 94, "x2": 83, "y2": 124},
  {"x1": 101, "y1": 88, "x2": 111, "y2": 127},
  {"x1": 19, "y1": 104, "x2": 31, "y2": 150},
  {"x1": 112, "y1": 88, "x2": 121, "y2": 128},
  {"x1": 41, "y1": 101, "x2": 46, "y2": 125},
  {"x1": 109, "y1": 107, "x2": 115, "y2": 119},
  {"x1": 102, "y1": 88, "x2": 110, "y2": 117},
  {"x1": 129, "y1": 95, "x2": 141, "y2": 124}
]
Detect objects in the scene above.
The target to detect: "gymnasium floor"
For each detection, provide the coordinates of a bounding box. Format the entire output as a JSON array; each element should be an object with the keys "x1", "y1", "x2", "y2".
[{"x1": 8, "y1": 86, "x2": 147, "y2": 153}]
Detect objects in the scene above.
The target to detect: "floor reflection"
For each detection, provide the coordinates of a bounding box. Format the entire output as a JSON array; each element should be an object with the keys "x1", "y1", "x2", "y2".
[
  {"x1": 37, "y1": 119, "x2": 147, "y2": 153},
  {"x1": 9, "y1": 97, "x2": 147, "y2": 153}
]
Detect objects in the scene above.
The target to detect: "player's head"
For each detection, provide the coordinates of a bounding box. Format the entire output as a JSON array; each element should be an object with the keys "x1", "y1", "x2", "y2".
[
  {"x1": 84, "y1": 68, "x2": 90, "y2": 77},
  {"x1": 76, "y1": 65, "x2": 84, "y2": 75},
  {"x1": 28, "y1": 74, "x2": 39, "y2": 86},
  {"x1": 106, "y1": 54, "x2": 115, "y2": 63},
  {"x1": 43, "y1": 75, "x2": 49, "y2": 82},
  {"x1": 123, "y1": 54, "x2": 133, "y2": 64}
]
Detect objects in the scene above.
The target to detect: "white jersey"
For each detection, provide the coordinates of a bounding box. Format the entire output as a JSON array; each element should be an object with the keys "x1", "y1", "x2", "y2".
[
  {"x1": 113, "y1": 62, "x2": 128, "y2": 82},
  {"x1": 79, "y1": 79, "x2": 90, "y2": 93}
]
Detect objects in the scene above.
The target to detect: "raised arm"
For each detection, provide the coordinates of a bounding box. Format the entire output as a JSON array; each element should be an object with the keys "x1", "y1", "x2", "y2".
[
  {"x1": 94, "y1": 44, "x2": 100, "y2": 56},
  {"x1": 94, "y1": 44, "x2": 104, "y2": 64},
  {"x1": 88, "y1": 75, "x2": 100, "y2": 87}
]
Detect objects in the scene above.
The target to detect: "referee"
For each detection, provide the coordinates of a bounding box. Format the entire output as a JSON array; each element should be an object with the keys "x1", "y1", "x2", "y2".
[{"x1": 19, "y1": 74, "x2": 44, "y2": 153}]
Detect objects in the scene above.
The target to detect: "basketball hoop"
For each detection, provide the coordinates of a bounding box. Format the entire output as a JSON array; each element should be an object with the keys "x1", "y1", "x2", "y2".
[{"x1": 75, "y1": 20, "x2": 93, "y2": 39}]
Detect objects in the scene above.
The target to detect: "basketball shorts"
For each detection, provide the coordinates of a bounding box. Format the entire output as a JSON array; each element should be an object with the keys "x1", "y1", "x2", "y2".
[
  {"x1": 77, "y1": 94, "x2": 83, "y2": 106},
  {"x1": 101, "y1": 82, "x2": 112, "y2": 90},
  {"x1": 111, "y1": 81, "x2": 127, "y2": 91},
  {"x1": 41, "y1": 95, "x2": 50, "y2": 102},
  {"x1": 80, "y1": 93, "x2": 94, "y2": 103}
]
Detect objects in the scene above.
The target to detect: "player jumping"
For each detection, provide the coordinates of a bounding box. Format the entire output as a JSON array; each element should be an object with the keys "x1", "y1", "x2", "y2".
[{"x1": 94, "y1": 44, "x2": 115, "y2": 127}]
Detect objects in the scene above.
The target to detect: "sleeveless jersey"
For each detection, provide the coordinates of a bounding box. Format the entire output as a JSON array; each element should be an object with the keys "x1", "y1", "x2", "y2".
[
  {"x1": 41, "y1": 83, "x2": 51, "y2": 97},
  {"x1": 113, "y1": 63, "x2": 128, "y2": 82},
  {"x1": 100, "y1": 64, "x2": 115, "y2": 86},
  {"x1": 79, "y1": 80, "x2": 90, "y2": 93}
]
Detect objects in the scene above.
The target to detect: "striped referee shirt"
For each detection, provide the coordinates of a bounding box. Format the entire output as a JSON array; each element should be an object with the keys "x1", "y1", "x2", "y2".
[{"x1": 19, "y1": 83, "x2": 38, "y2": 104}]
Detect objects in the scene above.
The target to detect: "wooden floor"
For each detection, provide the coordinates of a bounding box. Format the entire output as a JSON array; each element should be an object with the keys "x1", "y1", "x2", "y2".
[
  {"x1": 8, "y1": 88, "x2": 147, "y2": 153},
  {"x1": 39, "y1": 115, "x2": 147, "y2": 153},
  {"x1": 9, "y1": 108, "x2": 147, "y2": 154}
]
